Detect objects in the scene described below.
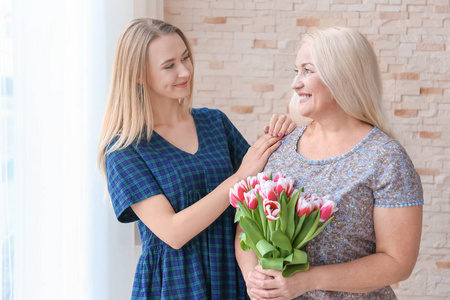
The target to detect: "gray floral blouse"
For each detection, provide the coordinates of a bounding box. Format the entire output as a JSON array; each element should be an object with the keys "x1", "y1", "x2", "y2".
[{"x1": 264, "y1": 125, "x2": 423, "y2": 299}]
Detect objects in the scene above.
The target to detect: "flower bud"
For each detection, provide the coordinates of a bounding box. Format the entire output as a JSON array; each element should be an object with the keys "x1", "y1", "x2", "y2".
[
  {"x1": 229, "y1": 180, "x2": 249, "y2": 208},
  {"x1": 244, "y1": 190, "x2": 258, "y2": 210},
  {"x1": 319, "y1": 199, "x2": 339, "y2": 222},
  {"x1": 264, "y1": 200, "x2": 281, "y2": 221}
]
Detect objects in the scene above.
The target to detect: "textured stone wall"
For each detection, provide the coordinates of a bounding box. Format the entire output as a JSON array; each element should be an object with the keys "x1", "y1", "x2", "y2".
[{"x1": 164, "y1": 0, "x2": 450, "y2": 298}]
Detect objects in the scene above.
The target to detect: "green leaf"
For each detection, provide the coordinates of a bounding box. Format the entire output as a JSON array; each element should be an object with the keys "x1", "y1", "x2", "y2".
[
  {"x1": 292, "y1": 210, "x2": 319, "y2": 249},
  {"x1": 290, "y1": 249, "x2": 308, "y2": 264},
  {"x1": 292, "y1": 214, "x2": 306, "y2": 242},
  {"x1": 281, "y1": 262, "x2": 309, "y2": 278},
  {"x1": 234, "y1": 209, "x2": 242, "y2": 223},
  {"x1": 307, "y1": 216, "x2": 334, "y2": 242},
  {"x1": 271, "y1": 229, "x2": 292, "y2": 252},
  {"x1": 261, "y1": 257, "x2": 284, "y2": 271},
  {"x1": 256, "y1": 239, "x2": 280, "y2": 258},
  {"x1": 256, "y1": 193, "x2": 267, "y2": 239},
  {"x1": 236, "y1": 201, "x2": 251, "y2": 219},
  {"x1": 294, "y1": 210, "x2": 321, "y2": 249},
  {"x1": 239, "y1": 232, "x2": 251, "y2": 252},
  {"x1": 286, "y1": 190, "x2": 300, "y2": 240},
  {"x1": 280, "y1": 193, "x2": 288, "y2": 232},
  {"x1": 239, "y1": 216, "x2": 265, "y2": 246}
]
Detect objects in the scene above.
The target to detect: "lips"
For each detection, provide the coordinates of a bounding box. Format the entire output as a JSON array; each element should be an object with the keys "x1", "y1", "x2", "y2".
[
  {"x1": 297, "y1": 93, "x2": 311, "y2": 103},
  {"x1": 175, "y1": 81, "x2": 189, "y2": 88}
]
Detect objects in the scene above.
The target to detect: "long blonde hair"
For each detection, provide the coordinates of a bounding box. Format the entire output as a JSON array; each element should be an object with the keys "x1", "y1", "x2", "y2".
[
  {"x1": 97, "y1": 18, "x2": 194, "y2": 176},
  {"x1": 290, "y1": 27, "x2": 392, "y2": 137}
]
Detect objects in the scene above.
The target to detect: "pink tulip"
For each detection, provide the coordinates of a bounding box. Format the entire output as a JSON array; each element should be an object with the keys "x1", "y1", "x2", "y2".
[
  {"x1": 264, "y1": 200, "x2": 281, "y2": 221},
  {"x1": 257, "y1": 172, "x2": 271, "y2": 183},
  {"x1": 259, "y1": 182, "x2": 278, "y2": 202},
  {"x1": 229, "y1": 180, "x2": 249, "y2": 208},
  {"x1": 272, "y1": 172, "x2": 285, "y2": 183},
  {"x1": 275, "y1": 177, "x2": 294, "y2": 198},
  {"x1": 296, "y1": 198, "x2": 313, "y2": 217},
  {"x1": 247, "y1": 176, "x2": 259, "y2": 189},
  {"x1": 319, "y1": 199, "x2": 339, "y2": 222},
  {"x1": 244, "y1": 190, "x2": 258, "y2": 210}
]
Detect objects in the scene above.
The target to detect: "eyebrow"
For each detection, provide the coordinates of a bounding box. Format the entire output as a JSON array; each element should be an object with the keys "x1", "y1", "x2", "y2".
[
  {"x1": 160, "y1": 49, "x2": 189, "y2": 66},
  {"x1": 295, "y1": 62, "x2": 314, "y2": 68}
]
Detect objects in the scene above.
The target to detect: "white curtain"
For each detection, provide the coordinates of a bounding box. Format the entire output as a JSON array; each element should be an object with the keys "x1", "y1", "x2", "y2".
[{"x1": 0, "y1": 0, "x2": 149, "y2": 299}]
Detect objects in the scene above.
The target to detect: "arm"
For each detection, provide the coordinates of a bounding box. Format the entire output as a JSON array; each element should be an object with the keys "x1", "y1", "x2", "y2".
[
  {"x1": 131, "y1": 134, "x2": 282, "y2": 249},
  {"x1": 243, "y1": 205, "x2": 422, "y2": 299}
]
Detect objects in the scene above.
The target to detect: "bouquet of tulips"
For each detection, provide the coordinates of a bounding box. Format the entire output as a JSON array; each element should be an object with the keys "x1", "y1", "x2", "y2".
[{"x1": 230, "y1": 172, "x2": 338, "y2": 277}]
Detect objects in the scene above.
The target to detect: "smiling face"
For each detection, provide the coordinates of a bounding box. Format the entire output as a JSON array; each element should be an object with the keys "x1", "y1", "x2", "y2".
[
  {"x1": 146, "y1": 32, "x2": 193, "y2": 102},
  {"x1": 291, "y1": 43, "x2": 339, "y2": 121}
]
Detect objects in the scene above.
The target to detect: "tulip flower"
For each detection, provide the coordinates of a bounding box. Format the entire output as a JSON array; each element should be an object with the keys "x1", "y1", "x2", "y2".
[
  {"x1": 259, "y1": 183, "x2": 278, "y2": 202},
  {"x1": 247, "y1": 176, "x2": 259, "y2": 189},
  {"x1": 296, "y1": 198, "x2": 313, "y2": 217},
  {"x1": 257, "y1": 171, "x2": 271, "y2": 183},
  {"x1": 272, "y1": 172, "x2": 285, "y2": 183},
  {"x1": 275, "y1": 177, "x2": 294, "y2": 198},
  {"x1": 264, "y1": 200, "x2": 281, "y2": 221},
  {"x1": 244, "y1": 190, "x2": 258, "y2": 210},
  {"x1": 229, "y1": 180, "x2": 249, "y2": 208},
  {"x1": 319, "y1": 199, "x2": 339, "y2": 222}
]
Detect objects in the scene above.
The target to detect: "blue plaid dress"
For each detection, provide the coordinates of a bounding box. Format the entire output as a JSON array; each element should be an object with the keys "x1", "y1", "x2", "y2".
[{"x1": 105, "y1": 108, "x2": 250, "y2": 299}]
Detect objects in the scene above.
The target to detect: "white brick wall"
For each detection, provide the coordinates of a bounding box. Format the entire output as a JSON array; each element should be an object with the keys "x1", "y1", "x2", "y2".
[{"x1": 165, "y1": 0, "x2": 450, "y2": 298}]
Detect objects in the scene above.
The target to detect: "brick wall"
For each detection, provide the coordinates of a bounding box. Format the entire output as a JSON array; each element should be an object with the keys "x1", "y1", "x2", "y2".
[{"x1": 164, "y1": 0, "x2": 450, "y2": 298}]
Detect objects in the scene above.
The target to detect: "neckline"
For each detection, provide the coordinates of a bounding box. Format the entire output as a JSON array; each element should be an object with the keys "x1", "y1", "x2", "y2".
[
  {"x1": 153, "y1": 109, "x2": 201, "y2": 156},
  {"x1": 293, "y1": 125, "x2": 378, "y2": 165}
]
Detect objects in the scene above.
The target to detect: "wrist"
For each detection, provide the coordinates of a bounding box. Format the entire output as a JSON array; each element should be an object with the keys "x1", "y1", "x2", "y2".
[{"x1": 306, "y1": 266, "x2": 321, "y2": 291}]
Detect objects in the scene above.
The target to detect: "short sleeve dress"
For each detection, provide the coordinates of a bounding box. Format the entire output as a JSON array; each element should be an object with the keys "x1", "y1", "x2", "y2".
[
  {"x1": 264, "y1": 125, "x2": 423, "y2": 300},
  {"x1": 105, "y1": 108, "x2": 251, "y2": 299}
]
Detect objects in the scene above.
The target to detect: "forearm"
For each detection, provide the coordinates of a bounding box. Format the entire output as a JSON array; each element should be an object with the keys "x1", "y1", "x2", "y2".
[
  {"x1": 171, "y1": 174, "x2": 244, "y2": 247},
  {"x1": 308, "y1": 252, "x2": 415, "y2": 293}
]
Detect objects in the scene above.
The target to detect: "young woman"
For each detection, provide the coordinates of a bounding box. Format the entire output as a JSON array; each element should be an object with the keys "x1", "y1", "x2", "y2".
[
  {"x1": 236, "y1": 27, "x2": 423, "y2": 300},
  {"x1": 97, "y1": 18, "x2": 295, "y2": 299}
]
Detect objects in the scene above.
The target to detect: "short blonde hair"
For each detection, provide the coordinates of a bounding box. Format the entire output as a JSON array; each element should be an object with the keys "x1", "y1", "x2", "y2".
[
  {"x1": 290, "y1": 27, "x2": 391, "y2": 137},
  {"x1": 97, "y1": 18, "x2": 194, "y2": 175}
]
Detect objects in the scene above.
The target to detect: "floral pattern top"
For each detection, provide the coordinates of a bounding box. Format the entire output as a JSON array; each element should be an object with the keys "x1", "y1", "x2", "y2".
[{"x1": 264, "y1": 125, "x2": 423, "y2": 299}]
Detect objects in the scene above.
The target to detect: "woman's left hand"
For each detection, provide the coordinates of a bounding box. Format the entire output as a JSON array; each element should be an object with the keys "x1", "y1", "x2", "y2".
[
  {"x1": 246, "y1": 265, "x2": 310, "y2": 300},
  {"x1": 264, "y1": 114, "x2": 297, "y2": 137}
]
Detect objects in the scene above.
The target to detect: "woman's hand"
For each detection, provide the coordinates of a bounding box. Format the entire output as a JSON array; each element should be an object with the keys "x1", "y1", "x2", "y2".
[
  {"x1": 246, "y1": 265, "x2": 311, "y2": 300},
  {"x1": 264, "y1": 114, "x2": 297, "y2": 137},
  {"x1": 236, "y1": 134, "x2": 281, "y2": 179}
]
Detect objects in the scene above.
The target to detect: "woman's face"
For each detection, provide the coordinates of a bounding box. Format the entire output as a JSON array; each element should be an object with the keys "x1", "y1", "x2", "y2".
[
  {"x1": 291, "y1": 43, "x2": 338, "y2": 120},
  {"x1": 146, "y1": 33, "x2": 193, "y2": 102}
]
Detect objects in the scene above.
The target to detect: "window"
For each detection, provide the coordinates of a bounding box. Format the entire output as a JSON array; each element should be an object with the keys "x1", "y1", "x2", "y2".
[{"x1": 1, "y1": 0, "x2": 15, "y2": 298}]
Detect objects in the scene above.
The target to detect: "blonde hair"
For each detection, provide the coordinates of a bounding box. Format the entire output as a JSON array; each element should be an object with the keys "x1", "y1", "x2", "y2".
[
  {"x1": 289, "y1": 27, "x2": 392, "y2": 137},
  {"x1": 97, "y1": 18, "x2": 194, "y2": 176}
]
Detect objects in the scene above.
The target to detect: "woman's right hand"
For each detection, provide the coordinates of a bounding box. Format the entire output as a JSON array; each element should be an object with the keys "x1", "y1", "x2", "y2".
[{"x1": 236, "y1": 134, "x2": 281, "y2": 179}]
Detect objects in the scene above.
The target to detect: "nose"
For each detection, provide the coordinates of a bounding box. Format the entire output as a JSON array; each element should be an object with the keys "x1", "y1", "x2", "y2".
[
  {"x1": 177, "y1": 63, "x2": 191, "y2": 78},
  {"x1": 291, "y1": 74, "x2": 304, "y2": 90}
]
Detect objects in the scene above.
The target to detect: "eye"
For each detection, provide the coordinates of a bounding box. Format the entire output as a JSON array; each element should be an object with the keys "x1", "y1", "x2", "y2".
[
  {"x1": 164, "y1": 63, "x2": 175, "y2": 70},
  {"x1": 303, "y1": 68, "x2": 312, "y2": 75},
  {"x1": 182, "y1": 53, "x2": 191, "y2": 61},
  {"x1": 294, "y1": 69, "x2": 299, "y2": 75}
]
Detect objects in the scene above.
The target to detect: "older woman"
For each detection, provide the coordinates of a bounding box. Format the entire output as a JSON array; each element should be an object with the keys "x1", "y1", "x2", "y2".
[{"x1": 236, "y1": 27, "x2": 423, "y2": 300}]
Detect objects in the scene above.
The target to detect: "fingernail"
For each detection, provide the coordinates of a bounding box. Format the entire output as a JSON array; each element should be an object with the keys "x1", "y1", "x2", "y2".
[
  {"x1": 278, "y1": 132, "x2": 283, "y2": 137},
  {"x1": 269, "y1": 131, "x2": 273, "y2": 134}
]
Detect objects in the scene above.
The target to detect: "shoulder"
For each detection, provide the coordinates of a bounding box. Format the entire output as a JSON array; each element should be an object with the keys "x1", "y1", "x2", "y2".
[
  {"x1": 192, "y1": 107, "x2": 235, "y2": 129},
  {"x1": 192, "y1": 107, "x2": 225, "y2": 120},
  {"x1": 367, "y1": 128, "x2": 412, "y2": 163}
]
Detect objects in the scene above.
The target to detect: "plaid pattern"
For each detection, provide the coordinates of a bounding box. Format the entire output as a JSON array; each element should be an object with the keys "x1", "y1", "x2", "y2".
[{"x1": 106, "y1": 108, "x2": 250, "y2": 299}]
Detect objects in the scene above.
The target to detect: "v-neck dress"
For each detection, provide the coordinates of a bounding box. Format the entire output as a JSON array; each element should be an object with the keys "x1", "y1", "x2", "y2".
[
  {"x1": 264, "y1": 126, "x2": 423, "y2": 299},
  {"x1": 105, "y1": 108, "x2": 251, "y2": 299}
]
